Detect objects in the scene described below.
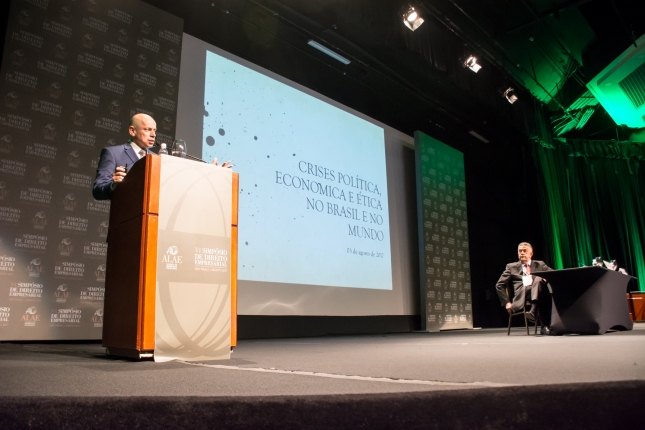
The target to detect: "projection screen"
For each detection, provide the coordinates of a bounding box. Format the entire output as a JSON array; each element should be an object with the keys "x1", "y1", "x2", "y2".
[{"x1": 177, "y1": 34, "x2": 417, "y2": 316}]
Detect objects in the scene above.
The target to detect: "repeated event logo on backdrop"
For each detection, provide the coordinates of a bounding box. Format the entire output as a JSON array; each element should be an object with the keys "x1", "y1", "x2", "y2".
[
  {"x1": 0, "y1": 0, "x2": 183, "y2": 340},
  {"x1": 416, "y1": 134, "x2": 473, "y2": 331}
]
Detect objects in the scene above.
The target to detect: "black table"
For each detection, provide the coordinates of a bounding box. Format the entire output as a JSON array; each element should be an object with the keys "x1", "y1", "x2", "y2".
[{"x1": 533, "y1": 267, "x2": 634, "y2": 335}]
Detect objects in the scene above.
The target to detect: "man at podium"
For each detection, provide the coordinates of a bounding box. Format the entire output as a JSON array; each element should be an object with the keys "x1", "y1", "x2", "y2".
[
  {"x1": 495, "y1": 242, "x2": 553, "y2": 332},
  {"x1": 93, "y1": 113, "x2": 157, "y2": 200}
]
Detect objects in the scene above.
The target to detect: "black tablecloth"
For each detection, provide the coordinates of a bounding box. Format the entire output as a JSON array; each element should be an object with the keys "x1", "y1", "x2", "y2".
[{"x1": 533, "y1": 267, "x2": 634, "y2": 335}]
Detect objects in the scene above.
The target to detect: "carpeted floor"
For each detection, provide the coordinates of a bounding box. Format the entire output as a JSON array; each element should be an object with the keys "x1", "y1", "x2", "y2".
[{"x1": 1, "y1": 326, "x2": 644, "y2": 428}]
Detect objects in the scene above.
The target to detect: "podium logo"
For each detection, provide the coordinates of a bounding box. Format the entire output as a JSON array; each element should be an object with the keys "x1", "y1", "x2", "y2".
[
  {"x1": 163, "y1": 246, "x2": 182, "y2": 270},
  {"x1": 92, "y1": 308, "x2": 103, "y2": 327},
  {"x1": 54, "y1": 284, "x2": 70, "y2": 302},
  {"x1": 27, "y1": 258, "x2": 44, "y2": 278},
  {"x1": 32, "y1": 211, "x2": 47, "y2": 230},
  {"x1": 95, "y1": 264, "x2": 106, "y2": 282},
  {"x1": 59, "y1": 238, "x2": 73, "y2": 256},
  {"x1": 22, "y1": 306, "x2": 40, "y2": 326}
]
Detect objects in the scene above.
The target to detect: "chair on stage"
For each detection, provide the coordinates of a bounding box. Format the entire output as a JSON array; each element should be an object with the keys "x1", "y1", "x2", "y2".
[{"x1": 506, "y1": 285, "x2": 540, "y2": 335}]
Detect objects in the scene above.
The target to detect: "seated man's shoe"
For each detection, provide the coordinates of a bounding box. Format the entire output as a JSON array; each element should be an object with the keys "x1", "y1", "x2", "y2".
[
  {"x1": 540, "y1": 325, "x2": 551, "y2": 336},
  {"x1": 525, "y1": 310, "x2": 536, "y2": 322}
]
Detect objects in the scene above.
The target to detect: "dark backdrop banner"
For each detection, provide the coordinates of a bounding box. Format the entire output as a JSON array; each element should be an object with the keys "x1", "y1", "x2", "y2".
[
  {"x1": 531, "y1": 137, "x2": 645, "y2": 291},
  {"x1": 415, "y1": 131, "x2": 473, "y2": 331},
  {"x1": 0, "y1": 0, "x2": 183, "y2": 340}
]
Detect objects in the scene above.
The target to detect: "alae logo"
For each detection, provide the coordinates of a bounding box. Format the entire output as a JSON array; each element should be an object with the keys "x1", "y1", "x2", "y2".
[
  {"x1": 59, "y1": 238, "x2": 73, "y2": 256},
  {"x1": 163, "y1": 245, "x2": 181, "y2": 270},
  {"x1": 53, "y1": 284, "x2": 70, "y2": 303},
  {"x1": 22, "y1": 306, "x2": 39, "y2": 326},
  {"x1": 62, "y1": 193, "x2": 77, "y2": 211},
  {"x1": 92, "y1": 309, "x2": 103, "y2": 327},
  {"x1": 94, "y1": 264, "x2": 106, "y2": 282},
  {"x1": 27, "y1": 258, "x2": 44, "y2": 277},
  {"x1": 32, "y1": 211, "x2": 47, "y2": 230}
]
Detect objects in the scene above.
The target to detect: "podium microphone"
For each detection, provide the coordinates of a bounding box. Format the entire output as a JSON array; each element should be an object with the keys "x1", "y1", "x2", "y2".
[
  {"x1": 158, "y1": 142, "x2": 206, "y2": 163},
  {"x1": 183, "y1": 153, "x2": 207, "y2": 163}
]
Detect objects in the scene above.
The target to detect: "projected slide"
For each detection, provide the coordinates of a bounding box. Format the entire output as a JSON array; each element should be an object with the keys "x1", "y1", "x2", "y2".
[{"x1": 202, "y1": 51, "x2": 392, "y2": 290}]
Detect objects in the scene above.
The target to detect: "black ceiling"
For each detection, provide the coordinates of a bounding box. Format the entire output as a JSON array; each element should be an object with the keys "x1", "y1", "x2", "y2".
[
  {"x1": 137, "y1": 0, "x2": 645, "y2": 146},
  {"x1": 1, "y1": 0, "x2": 642, "y2": 144}
]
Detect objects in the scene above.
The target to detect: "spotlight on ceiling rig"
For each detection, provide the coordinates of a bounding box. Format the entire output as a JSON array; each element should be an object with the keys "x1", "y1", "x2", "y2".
[
  {"x1": 463, "y1": 56, "x2": 482, "y2": 73},
  {"x1": 504, "y1": 87, "x2": 518, "y2": 104},
  {"x1": 403, "y1": 6, "x2": 424, "y2": 31}
]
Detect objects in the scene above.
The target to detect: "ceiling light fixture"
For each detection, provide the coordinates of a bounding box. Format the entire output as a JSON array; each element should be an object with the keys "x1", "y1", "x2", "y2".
[
  {"x1": 463, "y1": 56, "x2": 482, "y2": 73},
  {"x1": 504, "y1": 87, "x2": 518, "y2": 104},
  {"x1": 307, "y1": 40, "x2": 351, "y2": 65},
  {"x1": 403, "y1": 6, "x2": 424, "y2": 31},
  {"x1": 468, "y1": 131, "x2": 489, "y2": 143}
]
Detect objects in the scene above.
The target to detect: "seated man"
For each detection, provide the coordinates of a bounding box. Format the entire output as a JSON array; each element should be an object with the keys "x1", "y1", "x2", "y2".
[{"x1": 495, "y1": 242, "x2": 553, "y2": 332}]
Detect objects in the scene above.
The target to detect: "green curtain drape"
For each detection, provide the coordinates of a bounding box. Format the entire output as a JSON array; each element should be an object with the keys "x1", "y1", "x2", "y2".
[{"x1": 530, "y1": 130, "x2": 645, "y2": 291}]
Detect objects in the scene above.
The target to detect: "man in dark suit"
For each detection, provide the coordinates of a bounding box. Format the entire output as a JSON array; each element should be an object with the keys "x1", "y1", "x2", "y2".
[
  {"x1": 496, "y1": 242, "x2": 553, "y2": 332},
  {"x1": 93, "y1": 113, "x2": 157, "y2": 200},
  {"x1": 93, "y1": 113, "x2": 233, "y2": 200}
]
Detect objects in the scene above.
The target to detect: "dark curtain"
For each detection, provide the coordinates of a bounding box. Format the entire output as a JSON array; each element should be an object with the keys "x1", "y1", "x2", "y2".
[{"x1": 530, "y1": 118, "x2": 645, "y2": 290}]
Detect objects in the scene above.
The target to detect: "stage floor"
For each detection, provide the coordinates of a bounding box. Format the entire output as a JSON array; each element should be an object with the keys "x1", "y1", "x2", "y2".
[{"x1": 2, "y1": 324, "x2": 644, "y2": 397}]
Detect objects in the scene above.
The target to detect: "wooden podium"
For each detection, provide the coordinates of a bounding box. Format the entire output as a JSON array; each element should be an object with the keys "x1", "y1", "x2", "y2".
[{"x1": 102, "y1": 154, "x2": 238, "y2": 361}]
